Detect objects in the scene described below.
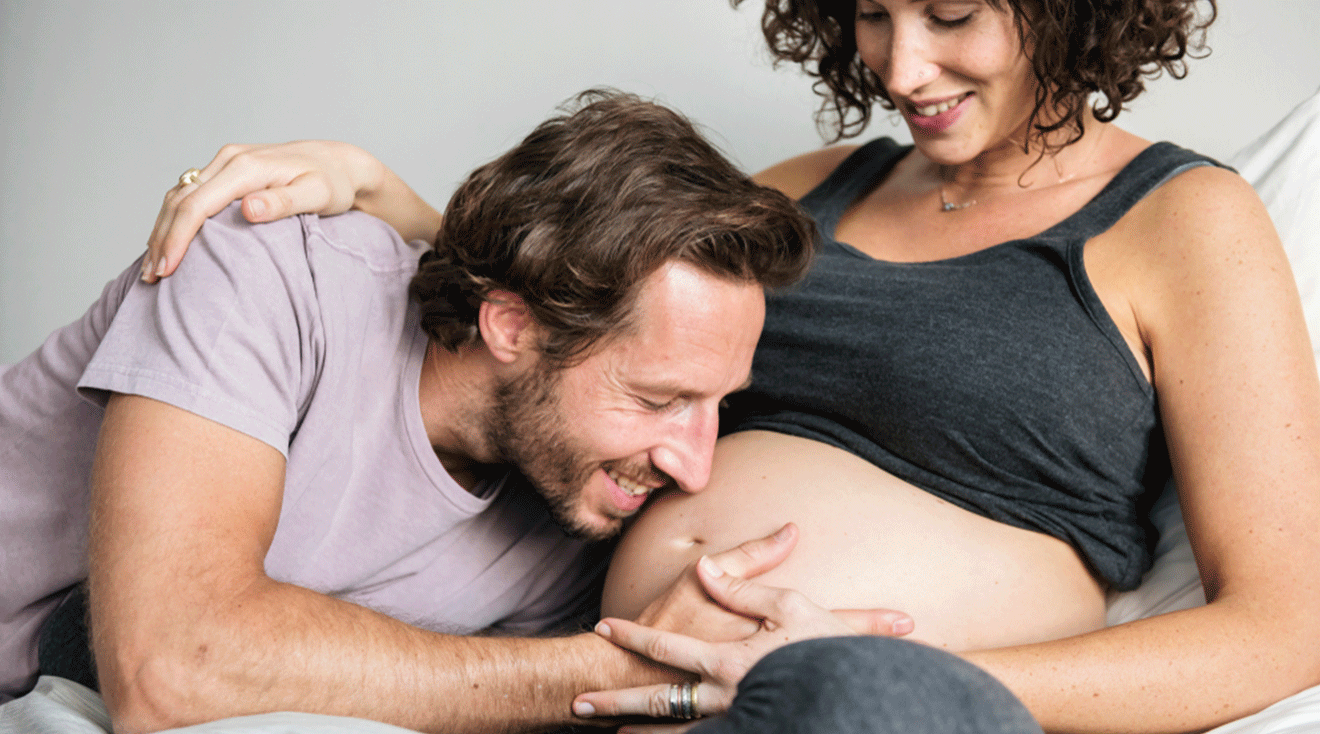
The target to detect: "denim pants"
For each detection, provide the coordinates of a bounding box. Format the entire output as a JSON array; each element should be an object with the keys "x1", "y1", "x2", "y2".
[{"x1": 691, "y1": 636, "x2": 1043, "y2": 734}]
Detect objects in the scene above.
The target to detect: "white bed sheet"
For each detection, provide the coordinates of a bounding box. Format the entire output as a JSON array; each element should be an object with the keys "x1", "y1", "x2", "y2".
[{"x1": 4, "y1": 88, "x2": 1319, "y2": 734}]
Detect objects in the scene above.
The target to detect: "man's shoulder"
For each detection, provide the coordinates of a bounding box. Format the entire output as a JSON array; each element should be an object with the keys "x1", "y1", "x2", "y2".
[
  {"x1": 196, "y1": 204, "x2": 426, "y2": 276},
  {"x1": 299, "y1": 208, "x2": 432, "y2": 277}
]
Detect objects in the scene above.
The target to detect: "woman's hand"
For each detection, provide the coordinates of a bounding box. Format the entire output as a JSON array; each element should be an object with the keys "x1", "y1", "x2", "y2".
[
  {"x1": 572, "y1": 529, "x2": 913, "y2": 725},
  {"x1": 142, "y1": 141, "x2": 388, "y2": 283}
]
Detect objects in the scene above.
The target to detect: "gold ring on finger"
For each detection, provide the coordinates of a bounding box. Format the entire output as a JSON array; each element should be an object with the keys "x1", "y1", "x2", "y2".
[{"x1": 178, "y1": 167, "x2": 202, "y2": 187}]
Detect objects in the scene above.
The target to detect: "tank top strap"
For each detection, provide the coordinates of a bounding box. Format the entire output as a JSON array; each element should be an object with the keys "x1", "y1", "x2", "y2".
[
  {"x1": 1047, "y1": 142, "x2": 1227, "y2": 242},
  {"x1": 799, "y1": 137, "x2": 910, "y2": 236}
]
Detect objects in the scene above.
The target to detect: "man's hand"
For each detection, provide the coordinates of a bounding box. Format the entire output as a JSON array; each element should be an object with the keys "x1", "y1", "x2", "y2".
[{"x1": 572, "y1": 524, "x2": 913, "y2": 723}]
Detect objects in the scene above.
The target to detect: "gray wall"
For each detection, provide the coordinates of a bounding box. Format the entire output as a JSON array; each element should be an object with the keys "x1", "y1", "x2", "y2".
[{"x1": 3, "y1": 0, "x2": 1319, "y2": 362}]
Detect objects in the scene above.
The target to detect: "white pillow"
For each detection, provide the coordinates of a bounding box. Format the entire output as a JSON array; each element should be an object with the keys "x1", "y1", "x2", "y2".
[{"x1": 1107, "y1": 86, "x2": 1320, "y2": 623}]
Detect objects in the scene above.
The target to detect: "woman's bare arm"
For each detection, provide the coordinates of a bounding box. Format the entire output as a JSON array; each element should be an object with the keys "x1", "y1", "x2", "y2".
[
  {"x1": 964, "y1": 166, "x2": 1320, "y2": 732},
  {"x1": 144, "y1": 141, "x2": 443, "y2": 282},
  {"x1": 146, "y1": 141, "x2": 856, "y2": 286}
]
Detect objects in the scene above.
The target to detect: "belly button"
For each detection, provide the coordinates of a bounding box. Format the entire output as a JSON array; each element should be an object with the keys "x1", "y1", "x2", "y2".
[{"x1": 674, "y1": 536, "x2": 704, "y2": 549}]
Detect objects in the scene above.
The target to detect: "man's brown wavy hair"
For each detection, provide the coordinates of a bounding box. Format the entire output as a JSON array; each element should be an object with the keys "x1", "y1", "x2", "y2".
[
  {"x1": 734, "y1": 0, "x2": 1216, "y2": 150},
  {"x1": 410, "y1": 89, "x2": 816, "y2": 368}
]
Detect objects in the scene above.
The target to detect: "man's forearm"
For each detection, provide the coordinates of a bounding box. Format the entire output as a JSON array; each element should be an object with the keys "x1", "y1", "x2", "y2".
[
  {"x1": 97, "y1": 577, "x2": 672, "y2": 734},
  {"x1": 89, "y1": 396, "x2": 674, "y2": 733}
]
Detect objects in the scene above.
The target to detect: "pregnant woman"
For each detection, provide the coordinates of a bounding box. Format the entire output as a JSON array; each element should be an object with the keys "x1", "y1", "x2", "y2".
[{"x1": 141, "y1": 0, "x2": 1320, "y2": 730}]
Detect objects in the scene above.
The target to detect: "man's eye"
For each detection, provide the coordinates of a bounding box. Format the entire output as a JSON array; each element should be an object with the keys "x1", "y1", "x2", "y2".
[{"x1": 640, "y1": 397, "x2": 676, "y2": 411}]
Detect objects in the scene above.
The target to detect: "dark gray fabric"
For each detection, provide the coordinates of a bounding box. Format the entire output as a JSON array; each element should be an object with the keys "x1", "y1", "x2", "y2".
[
  {"x1": 692, "y1": 636, "x2": 1042, "y2": 734},
  {"x1": 725, "y1": 139, "x2": 1227, "y2": 590},
  {"x1": 36, "y1": 585, "x2": 97, "y2": 692}
]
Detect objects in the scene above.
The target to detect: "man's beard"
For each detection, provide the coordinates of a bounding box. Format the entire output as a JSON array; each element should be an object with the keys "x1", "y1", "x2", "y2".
[{"x1": 484, "y1": 364, "x2": 618, "y2": 541}]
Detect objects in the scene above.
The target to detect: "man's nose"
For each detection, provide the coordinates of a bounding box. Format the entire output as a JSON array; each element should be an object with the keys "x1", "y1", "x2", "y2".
[{"x1": 649, "y1": 403, "x2": 720, "y2": 494}]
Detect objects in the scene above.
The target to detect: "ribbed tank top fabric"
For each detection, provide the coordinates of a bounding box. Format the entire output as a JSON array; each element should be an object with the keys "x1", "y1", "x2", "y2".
[{"x1": 725, "y1": 138, "x2": 1225, "y2": 590}]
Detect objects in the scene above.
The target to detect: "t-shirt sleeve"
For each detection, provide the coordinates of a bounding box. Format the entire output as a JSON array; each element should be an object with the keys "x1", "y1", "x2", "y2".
[
  {"x1": 491, "y1": 537, "x2": 615, "y2": 635},
  {"x1": 78, "y1": 203, "x2": 321, "y2": 457}
]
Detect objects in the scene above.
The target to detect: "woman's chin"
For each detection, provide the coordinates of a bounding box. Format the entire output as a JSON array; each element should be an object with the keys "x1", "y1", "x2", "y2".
[{"x1": 909, "y1": 138, "x2": 982, "y2": 168}]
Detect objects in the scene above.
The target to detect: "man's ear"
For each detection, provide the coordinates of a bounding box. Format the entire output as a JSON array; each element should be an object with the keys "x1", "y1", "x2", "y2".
[{"x1": 477, "y1": 291, "x2": 538, "y2": 364}]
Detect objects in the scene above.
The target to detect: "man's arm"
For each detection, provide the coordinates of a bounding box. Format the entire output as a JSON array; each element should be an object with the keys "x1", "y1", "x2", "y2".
[{"x1": 89, "y1": 394, "x2": 668, "y2": 734}]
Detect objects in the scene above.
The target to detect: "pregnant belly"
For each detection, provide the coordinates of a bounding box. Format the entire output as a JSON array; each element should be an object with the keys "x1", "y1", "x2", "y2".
[{"x1": 603, "y1": 431, "x2": 1107, "y2": 651}]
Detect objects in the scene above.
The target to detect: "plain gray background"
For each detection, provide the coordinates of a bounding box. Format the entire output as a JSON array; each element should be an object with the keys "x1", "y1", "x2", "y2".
[{"x1": 3, "y1": 1, "x2": 1319, "y2": 362}]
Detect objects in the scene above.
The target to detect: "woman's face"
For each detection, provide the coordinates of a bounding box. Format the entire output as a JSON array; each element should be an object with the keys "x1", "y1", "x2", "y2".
[{"x1": 854, "y1": 0, "x2": 1038, "y2": 164}]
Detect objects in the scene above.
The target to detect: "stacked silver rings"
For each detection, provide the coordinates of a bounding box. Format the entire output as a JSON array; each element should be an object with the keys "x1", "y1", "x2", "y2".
[{"x1": 668, "y1": 681, "x2": 698, "y2": 720}]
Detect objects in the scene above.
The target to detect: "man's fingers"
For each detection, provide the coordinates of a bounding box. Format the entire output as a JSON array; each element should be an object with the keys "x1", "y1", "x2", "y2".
[
  {"x1": 573, "y1": 678, "x2": 730, "y2": 721},
  {"x1": 831, "y1": 608, "x2": 915, "y2": 637},
  {"x1": 573, "y1": 683, "x2": 684, "y2": 719},
  {"x1": 705, "y1": 522, "x2": 797, "y2": 579},
  {"x1": 617, "y1": 723, "x2": 702, "y2": 734},
  {"x1": 594, "y1": 618, "x2": 709, "y2": 674}
]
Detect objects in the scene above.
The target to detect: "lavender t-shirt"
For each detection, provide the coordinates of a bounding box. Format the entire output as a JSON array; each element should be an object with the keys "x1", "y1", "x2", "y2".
[{"x1": 0, "y1": 205, "x2": 608, "y2": 700}]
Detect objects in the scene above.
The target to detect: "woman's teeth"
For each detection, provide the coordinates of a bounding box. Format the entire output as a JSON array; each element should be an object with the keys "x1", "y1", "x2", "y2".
[
  {"x1": 607, "y1": 469, "x2": 651, "y2": 497},
  {"x1": 914, "y1": 94, "x2": 969, "y2": 118}
]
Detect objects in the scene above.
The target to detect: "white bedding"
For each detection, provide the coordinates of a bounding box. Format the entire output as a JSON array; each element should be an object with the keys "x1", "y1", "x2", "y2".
[{"x1": 4, "y1": 89, "x2": 1319, "y2": 734}]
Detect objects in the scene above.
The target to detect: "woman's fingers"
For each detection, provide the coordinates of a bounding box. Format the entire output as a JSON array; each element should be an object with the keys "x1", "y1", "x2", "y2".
[
  {"x1": 142, "y1": 142, "x2": 359, "y2": 283},
  {"x1": 704, "y1": 522, "x2": 798, "y2": 579},
  {"x1": 694, "y1": 554, "x2": 913, "y2": 636},
  {"x1": 831, "y1": 608, "x2": 916, "y2": 637},
  {"x1": 693, "y1": 553, "x2": 810, "y2": 624},
  {"x1": 144, "y1": 145, "x2": 252, "y2": 282},
  {"x1": 240, "y1": 172, "x2": 334, "y2": 224}
]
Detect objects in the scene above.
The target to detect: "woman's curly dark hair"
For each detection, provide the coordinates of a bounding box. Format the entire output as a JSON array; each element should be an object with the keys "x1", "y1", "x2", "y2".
[{"x1": 734, "y1": 0, "x2": 1216, "y2": 150}]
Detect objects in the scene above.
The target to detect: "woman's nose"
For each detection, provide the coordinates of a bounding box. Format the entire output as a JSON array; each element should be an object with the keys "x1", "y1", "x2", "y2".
[{"x1": 883, "y1": 26, "x2": 940, "y2": 98}]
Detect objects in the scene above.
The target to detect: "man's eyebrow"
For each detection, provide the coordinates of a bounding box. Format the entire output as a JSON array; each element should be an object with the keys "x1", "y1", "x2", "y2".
[{"x1": 631, "y1": 375, "x2": 753, "y2": 397}]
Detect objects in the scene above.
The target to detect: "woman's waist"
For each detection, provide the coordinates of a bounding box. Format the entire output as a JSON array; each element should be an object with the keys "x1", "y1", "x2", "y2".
[{"x1": 603, "y1": 430, "x2": 1108, "y2": 652}]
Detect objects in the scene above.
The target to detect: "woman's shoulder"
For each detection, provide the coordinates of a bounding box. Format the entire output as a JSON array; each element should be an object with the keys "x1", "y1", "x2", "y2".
[
  {"x1": 1104, "y1": 143, "x2": 1282, "y2": 328},
  {"x1": 1123, "y1": 151, "x2": 1264, "y2": 251},
  {"x1": 752, "y1": 144, "x2": 863, "y2": 201},
  {"x1": 1092, "y1": 128, "x2": 1258, "y2": 253}
]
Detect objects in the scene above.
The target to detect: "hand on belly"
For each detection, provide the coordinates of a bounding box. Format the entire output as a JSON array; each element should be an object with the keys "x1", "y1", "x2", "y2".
[{"x1": 603, "y1": 431, "x2": 1107, "y2": 651}]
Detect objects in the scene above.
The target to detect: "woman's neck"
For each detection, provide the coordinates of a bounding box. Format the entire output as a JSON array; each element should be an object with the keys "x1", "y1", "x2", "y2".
[{"x1": 934, "y1": 116, "x2": 1112, "y2": 195}]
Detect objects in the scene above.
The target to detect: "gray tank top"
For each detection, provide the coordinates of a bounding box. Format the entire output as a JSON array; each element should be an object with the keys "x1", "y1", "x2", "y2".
[{"x1": 725, "y1": 138, "x2": 1224, "y2": 590}]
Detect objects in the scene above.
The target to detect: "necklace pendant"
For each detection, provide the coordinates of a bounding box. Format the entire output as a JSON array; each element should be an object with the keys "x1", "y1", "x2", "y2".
[{"x1": 937, "y1": 184, "x2": 975, "y2": 213}]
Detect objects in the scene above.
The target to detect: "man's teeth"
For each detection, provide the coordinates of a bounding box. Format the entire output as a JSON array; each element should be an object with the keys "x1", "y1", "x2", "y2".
[
  {"x1": 915, "y1": 94, "x2": 968, "y2": 118},
  {"x1": 607, "y1": 469, "x2": 651, "y2": 497}
]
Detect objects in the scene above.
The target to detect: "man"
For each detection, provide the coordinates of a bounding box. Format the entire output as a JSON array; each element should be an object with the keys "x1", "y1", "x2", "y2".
[{"x1": 0, "y1": 92, "x2": 814, "y2": 731}]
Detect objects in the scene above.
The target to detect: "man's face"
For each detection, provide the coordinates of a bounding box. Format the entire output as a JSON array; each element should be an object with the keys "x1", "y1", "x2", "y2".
[{"x1": 486, "y1": 261, "x2": 765, "y2": 540}]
